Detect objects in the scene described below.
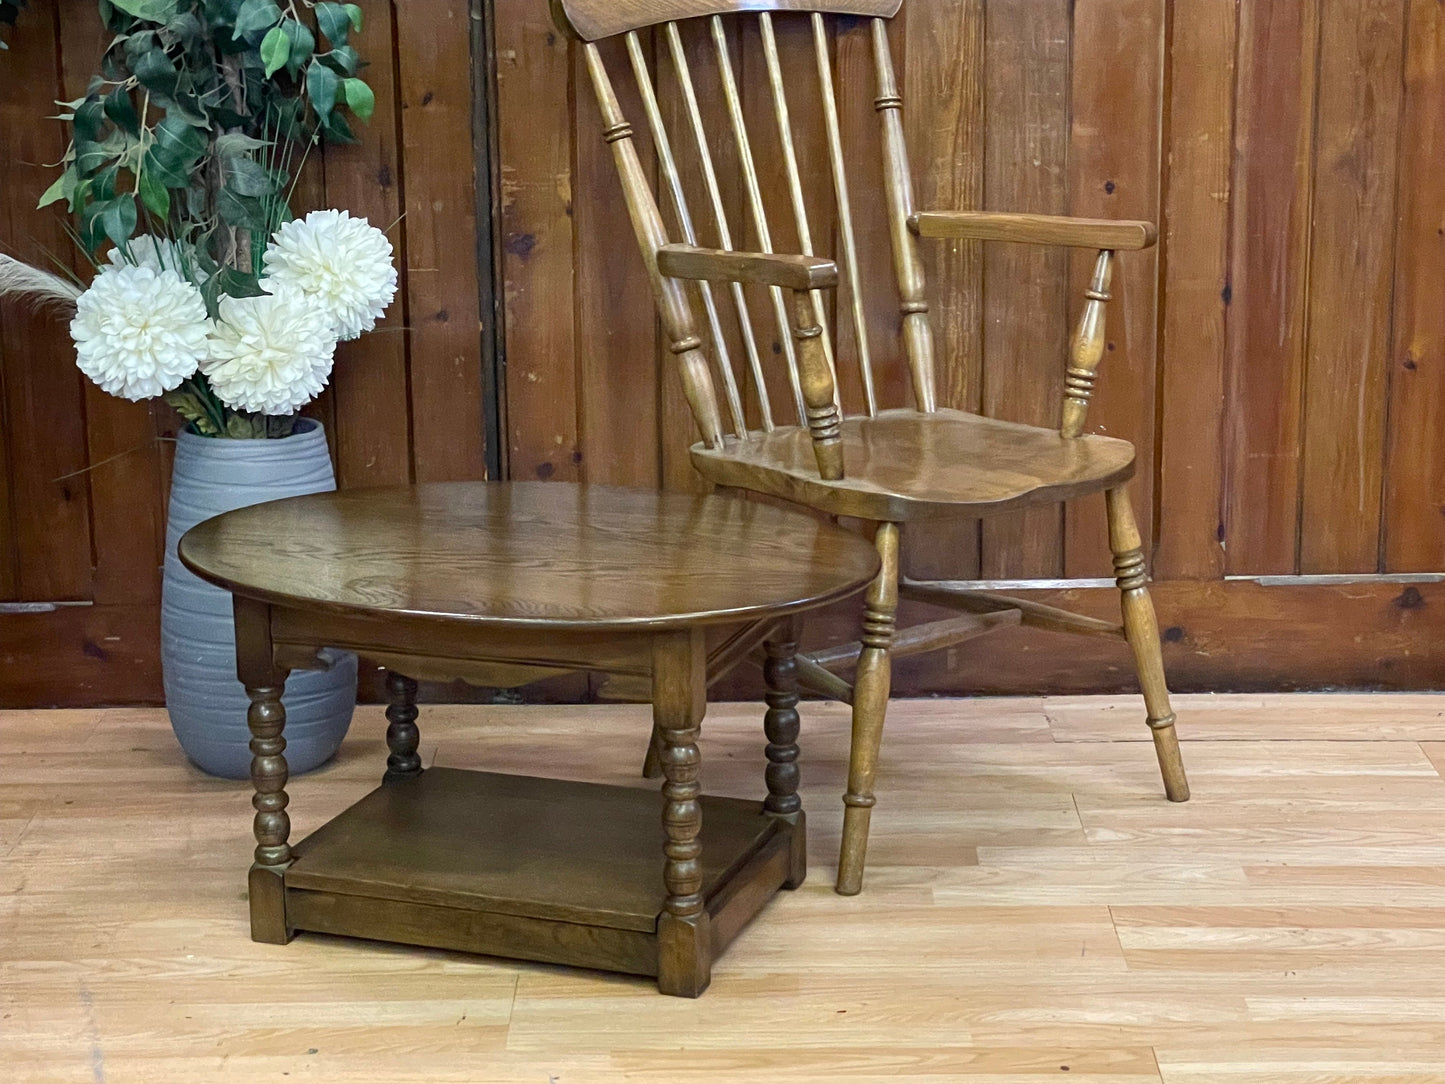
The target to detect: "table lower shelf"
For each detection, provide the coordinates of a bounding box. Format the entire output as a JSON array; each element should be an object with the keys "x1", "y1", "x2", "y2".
[{"x1": 269, "y1": 768, "x2": 801, "y2": 988}]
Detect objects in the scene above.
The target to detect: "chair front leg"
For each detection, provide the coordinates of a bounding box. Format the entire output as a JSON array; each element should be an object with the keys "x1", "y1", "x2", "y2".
[
  {"x1": 1106, "y1": 487, "x2": 1190, "y2": 802},
  {"x1": 837, "y1": 522, "x2": 900, "y2": 896}
]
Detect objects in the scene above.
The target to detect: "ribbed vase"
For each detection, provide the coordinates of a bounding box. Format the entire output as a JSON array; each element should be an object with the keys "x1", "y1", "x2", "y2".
[{"x1": 161, "y1": 419, "x2": 357, "y2": 779}]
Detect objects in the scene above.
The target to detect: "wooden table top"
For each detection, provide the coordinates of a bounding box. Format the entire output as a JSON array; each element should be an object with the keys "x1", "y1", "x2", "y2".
[{"x1": 179, "y1": 482, "x2": 879, "y2": 631}]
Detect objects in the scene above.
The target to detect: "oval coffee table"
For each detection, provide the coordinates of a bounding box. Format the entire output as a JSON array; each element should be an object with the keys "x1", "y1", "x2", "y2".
[{"x1": 179, "y1": 482, "x2": 879, "y2": 997}]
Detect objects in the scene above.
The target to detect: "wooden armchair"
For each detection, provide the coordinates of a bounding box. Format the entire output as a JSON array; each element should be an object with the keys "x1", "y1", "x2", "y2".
[{"x1": 552, "y1": 0, "x2": 1191, "y2": 895}]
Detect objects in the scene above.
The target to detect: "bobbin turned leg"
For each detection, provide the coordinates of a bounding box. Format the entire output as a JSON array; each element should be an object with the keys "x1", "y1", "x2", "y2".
[
  {"x1": 837, "y1": 522, "x2": 900, "y2": 896},
  {"x1": 763, "y1": 617, "x2": 806, "y2": 889},
  {"x1": 1106, "y1": 487, "x2": 1190, "y2": 802},
  {"x1": 383, "y1": 671, "x2": 423, "y2": 784},
  {"x1": 652, "y1": 629, "x2": 711, "y2": 998},
  {"x1": 233, "y1": 597, "x2": 295, "y2": 944}
]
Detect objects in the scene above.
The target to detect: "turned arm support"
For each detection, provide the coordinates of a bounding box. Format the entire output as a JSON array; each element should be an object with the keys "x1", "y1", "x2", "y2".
[
  {"x1": 907, "y1": 211, "x2": 1157, "y2": 251},
  {"x1": 659, "y1": 244, "x2": 845, "y2": 481}
]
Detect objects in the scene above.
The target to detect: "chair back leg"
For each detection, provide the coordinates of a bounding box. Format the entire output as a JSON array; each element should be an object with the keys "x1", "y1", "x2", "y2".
[
  {"x1": 1106, "y1": 487, "x2": 1190, "y2": 802},
  {"x1": 837, "y1": 521, "x2": 901, "y2": 895}
]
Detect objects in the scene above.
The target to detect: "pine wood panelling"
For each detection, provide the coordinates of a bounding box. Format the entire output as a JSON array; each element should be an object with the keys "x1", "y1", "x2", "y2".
[
  {"x1": 1298, "y1": 0, "x2": 1406, "y2": 574},
  {"x1": 1063, "y1": 0, "x2": 1165, "y2": 579},
  {"x1": 1384, "y1": 1, "x2": 1445, "y2": 572},
  {"x1": 1154, "y1": 0, "x2": 1237, "y2": 582},
  {"x1": 326, "y1": 0, "x2": 412, "y2": 489},
  {"x1": 496, "y1": 0, "x2": 580, "y2": 483},
  {"x1": 395, "y1": 0, "x2": 489, "y2": 483},
  {"x1": 978, "y1": 0, "x2": 1069, "y2": 581},
  {"x1": 1223, "y1": 0, "x2": 1319, "y2": 575}
]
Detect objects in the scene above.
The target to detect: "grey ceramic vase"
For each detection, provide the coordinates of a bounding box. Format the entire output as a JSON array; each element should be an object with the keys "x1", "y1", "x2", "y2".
[{"x1": 161, "y1": 419, "x2": 357, "y2": 779}]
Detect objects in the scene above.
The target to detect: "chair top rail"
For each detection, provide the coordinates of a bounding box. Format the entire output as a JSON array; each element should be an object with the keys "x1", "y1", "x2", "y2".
[{"x1": 552, "y1": 0, "x2": 902, "y2": 41}]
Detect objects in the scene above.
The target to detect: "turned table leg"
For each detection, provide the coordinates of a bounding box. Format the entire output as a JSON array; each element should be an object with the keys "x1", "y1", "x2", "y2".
[
  {"x1": 383, "y1": 671, "x2": 423, "y2": 784},
  {"x1": 763, "y1": 617, "x2": 806, "y2": 889},
  {"x1": 652, "y1": 629, "x2": 710, "y2": 998},
  {"x1": 245, "y1": 680, "x2": 293, "y2": 945}
]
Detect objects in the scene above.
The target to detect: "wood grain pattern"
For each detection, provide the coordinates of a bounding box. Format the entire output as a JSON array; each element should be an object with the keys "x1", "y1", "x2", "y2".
[
  {"x1": 658, "y1": 244, "x2": 839, "y2": 290},
  {"x1": 179, "y1": 482, "x2": 879, "y2": 630},
  {"x1": 326, "y1": 0, "x2": 413, "y2": 490},
  {"x1": 8, "y1": 695, "x2": 1445, "y2": 1078},
  {"x1": 395, "y1": 0, "x2": 488, "y2": 483},
  {"x1": 1383, "y1": 0, "x2": 1445, "y2": 572},
  {"x1": 1297, "y1": 0, "x2": 1406, "y2": 574},
  {"x1": 1063, "y1": 0, "x2": 1165, "y2": 579},
  {"x1": 1223, "y1": 0, "x2": 1320, "y2": 575},
  {"x1": 978, "y1": 0, "x2": 1069, "y2": 580},
  {"x1": 911, "y1": 213, "x2": 1156, "y2": 251},
  {"x1": 1153, "y1": 0, "x2": 1237, "y2": 581}
]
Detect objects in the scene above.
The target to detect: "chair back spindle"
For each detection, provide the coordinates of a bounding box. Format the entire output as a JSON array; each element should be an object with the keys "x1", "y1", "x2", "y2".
[{"x1": 581, "y1": 42, "x2": 726, "y2": 449}]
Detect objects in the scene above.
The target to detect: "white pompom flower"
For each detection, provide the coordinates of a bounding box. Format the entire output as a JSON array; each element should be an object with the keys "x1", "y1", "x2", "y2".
[
  {"x1": 202, "y1": 289, "x2": 338, "y2": 416},
  {"x1": 261, "y1": 209, "x2": 398, "y2": 341},
  {"x1": 70, "y1": 265, "x2": 209, "y2": 401},
  {"x1": 106, "y1": 235, "x2": 187, "y2": 276}
]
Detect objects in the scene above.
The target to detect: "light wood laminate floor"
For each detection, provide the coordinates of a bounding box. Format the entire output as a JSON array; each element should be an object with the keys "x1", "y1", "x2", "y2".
[{"x1": 5, "y1": 693, "x2": 1445, "y2": 1083}]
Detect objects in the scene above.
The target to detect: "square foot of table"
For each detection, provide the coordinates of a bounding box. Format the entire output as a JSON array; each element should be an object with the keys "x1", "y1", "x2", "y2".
[{"x1": 263, "y1": 768, "x2": 801, "y2": 997}]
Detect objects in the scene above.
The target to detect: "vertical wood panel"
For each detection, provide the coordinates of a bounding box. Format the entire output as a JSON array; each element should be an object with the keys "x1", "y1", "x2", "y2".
[
  {"x1": 1297, "y1": 0, "x2": 1406, "y2": 574},
  {"x1": 1064, "y1": 0, "x2": 1165, "y2": 578},
  {"x1": 496, "y1": 1, "x2": 579, "y2": 483},
  {"x1": 978, "y1": 0, "x2": 1068, "y2": 580},
  {"x1": 396, "y1": 0, "x2": 488, "y2": 482},
  {"x1": 1154, "y1": 0, "x2": 1238, "y2": 581},
  {"x1": 1383, "y1": 0, "x2": 1445, "y2": 572},
  {"x1": 573, "y1": 36, "x2": 659, "y2": 488},
  {"x1": 56, "y1": 9, "x2": 164, "y2": 607},
  {"x1": 1223, "y1": 0, "x2": 1320, "y2": 575},
  {"x1": 900, "y1": 0, "x2": 983, "y2": 583},
  {"x1": 326, "y1": 0, "x2": 412, "y2": 489},
  {"x1": 0, "y1": 2, "x2": 93, "y2": 601}
]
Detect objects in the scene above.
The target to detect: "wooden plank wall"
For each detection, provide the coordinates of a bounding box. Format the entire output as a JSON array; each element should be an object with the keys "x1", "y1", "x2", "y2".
[
  {"x1": 3, "y1": 0, "x2": 1443, "y2": 704},
  {"x1": 497, "y1": 0, "x2": 1445, "y2": 694},
  {"x1": 0, "y1": 0, "x2": 488, "y2": 705}
]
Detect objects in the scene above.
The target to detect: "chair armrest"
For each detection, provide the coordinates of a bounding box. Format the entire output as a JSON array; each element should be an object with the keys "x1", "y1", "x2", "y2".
[
  {"x1": 908, "y1": 212, "x2": 1157, "y2": 251},
  {"x1": 657, "y1": 244, "x2": 840, "y2": 291}
]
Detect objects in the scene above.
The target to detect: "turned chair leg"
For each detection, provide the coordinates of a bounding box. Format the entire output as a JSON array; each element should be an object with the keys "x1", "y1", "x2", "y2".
[
  {"x1": 383, "y1": 671, "x2": 423, "y2": 784},
  {"x1": 1106, "y1": 487, "x2": 1190, "y2": 802},
  {"x1": 763, "y1": 618, "x2": 806, "y2": 889},
  {"x1": 837, "y1": 522, "x2": 900, "y2": 896}
]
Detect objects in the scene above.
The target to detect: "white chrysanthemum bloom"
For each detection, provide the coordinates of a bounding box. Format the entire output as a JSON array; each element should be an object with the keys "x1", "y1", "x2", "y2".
[
  {"x1": 202, "y1": 289, "x2": 338, "y2": 416},
  {"x1": 261, "y1": 209, "x2": 397, "y2": 341},
  {"x1": 70, "y1": 265, "x2": 209, "y2": 401},
  {"x1": 106, "y1": 235, "x2": 187, "y2": 276}
]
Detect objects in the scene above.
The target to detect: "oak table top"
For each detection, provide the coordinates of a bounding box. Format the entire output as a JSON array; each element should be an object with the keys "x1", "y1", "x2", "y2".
[
  {"x1": 179, "y1": 481, "x2": 879, "y2": 997},
  {"x1": 179, "y1": 481, "x2": 880, "y2": 631}
]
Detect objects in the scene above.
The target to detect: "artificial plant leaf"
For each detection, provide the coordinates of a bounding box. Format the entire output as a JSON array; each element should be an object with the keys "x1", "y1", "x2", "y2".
[
  {"x1": 164, "y1": 11, "x2": 203, "y2": 47},
  {"x1": 92, "y1": 163, "x2": 120, "y2": 201},
  {"x1": 226, "y1": 413, "x2": 264, "y2": 439},
  {"x1": 36, "y1": 174, "x2": 67, "y2": 209},
  {"x1": 222, "y1": 154, "x2": 277, "y2": 197},
  {"x1": 103, "y1": 86, "x2": 140, "y2": 135},
  {"x1": 306, "y1": 61, "x2": 338, "y2": 119},
  {"x1": 73, "y1": 98, "x2": 105, "y2": 141},
  {"x1": 137, "y1": 166, "x2": 170, "y2": 218},
  {"x1": 259, "y1": 24, "x2": 289, "y2": 77},
  {"x1": 343, "y1": 4, "x2": 362, "y2": 32},
  {"x1": 163, "y1": 390, "x2": 220, "y2": 436},
  {"x1": 74, "y1": 139, "x2": 110, "y2": 174},
  {"x1": 213, "y1": 132, "x2": 271, "y2": 156},
  {"x1": 279, "y1": 18, "x2": 313, "y2": 75},
  {"x1": 216, "y1": 186, "x2": 263, "y2": 229},
  {"x1": 142, "y1": 146, "x2": 188, "y2": 188},
  {"x1": 321, "y1": 108, "x2": 356, "y2": 144},
  {"x1": 319, "y1": 44, "x2": 359, "y2": 76},
  {"x1": 99, "y1": 195, "x2": 138, "y2": 248},
  {"x1": 342, "y1": 77, "x2": 374, "y2": 123},
  {"x1": 216, "y1": 266, "x2": 266, "y2": 298},
  {"x1": 152, "y1": 112, "x2": 208, "y2": 166},
  {"x1": 232, "y1": 0, "x2": 280, "y2": 40},
  {"x1": 111, "y1": 0, "x2": 180, "y2": 20},
  {"x1": 132, "y1": 41, "x2": 179, "y2": 94},
  {"x1": 314, "y1": 2, "x2": 348, "y2": 45}
]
